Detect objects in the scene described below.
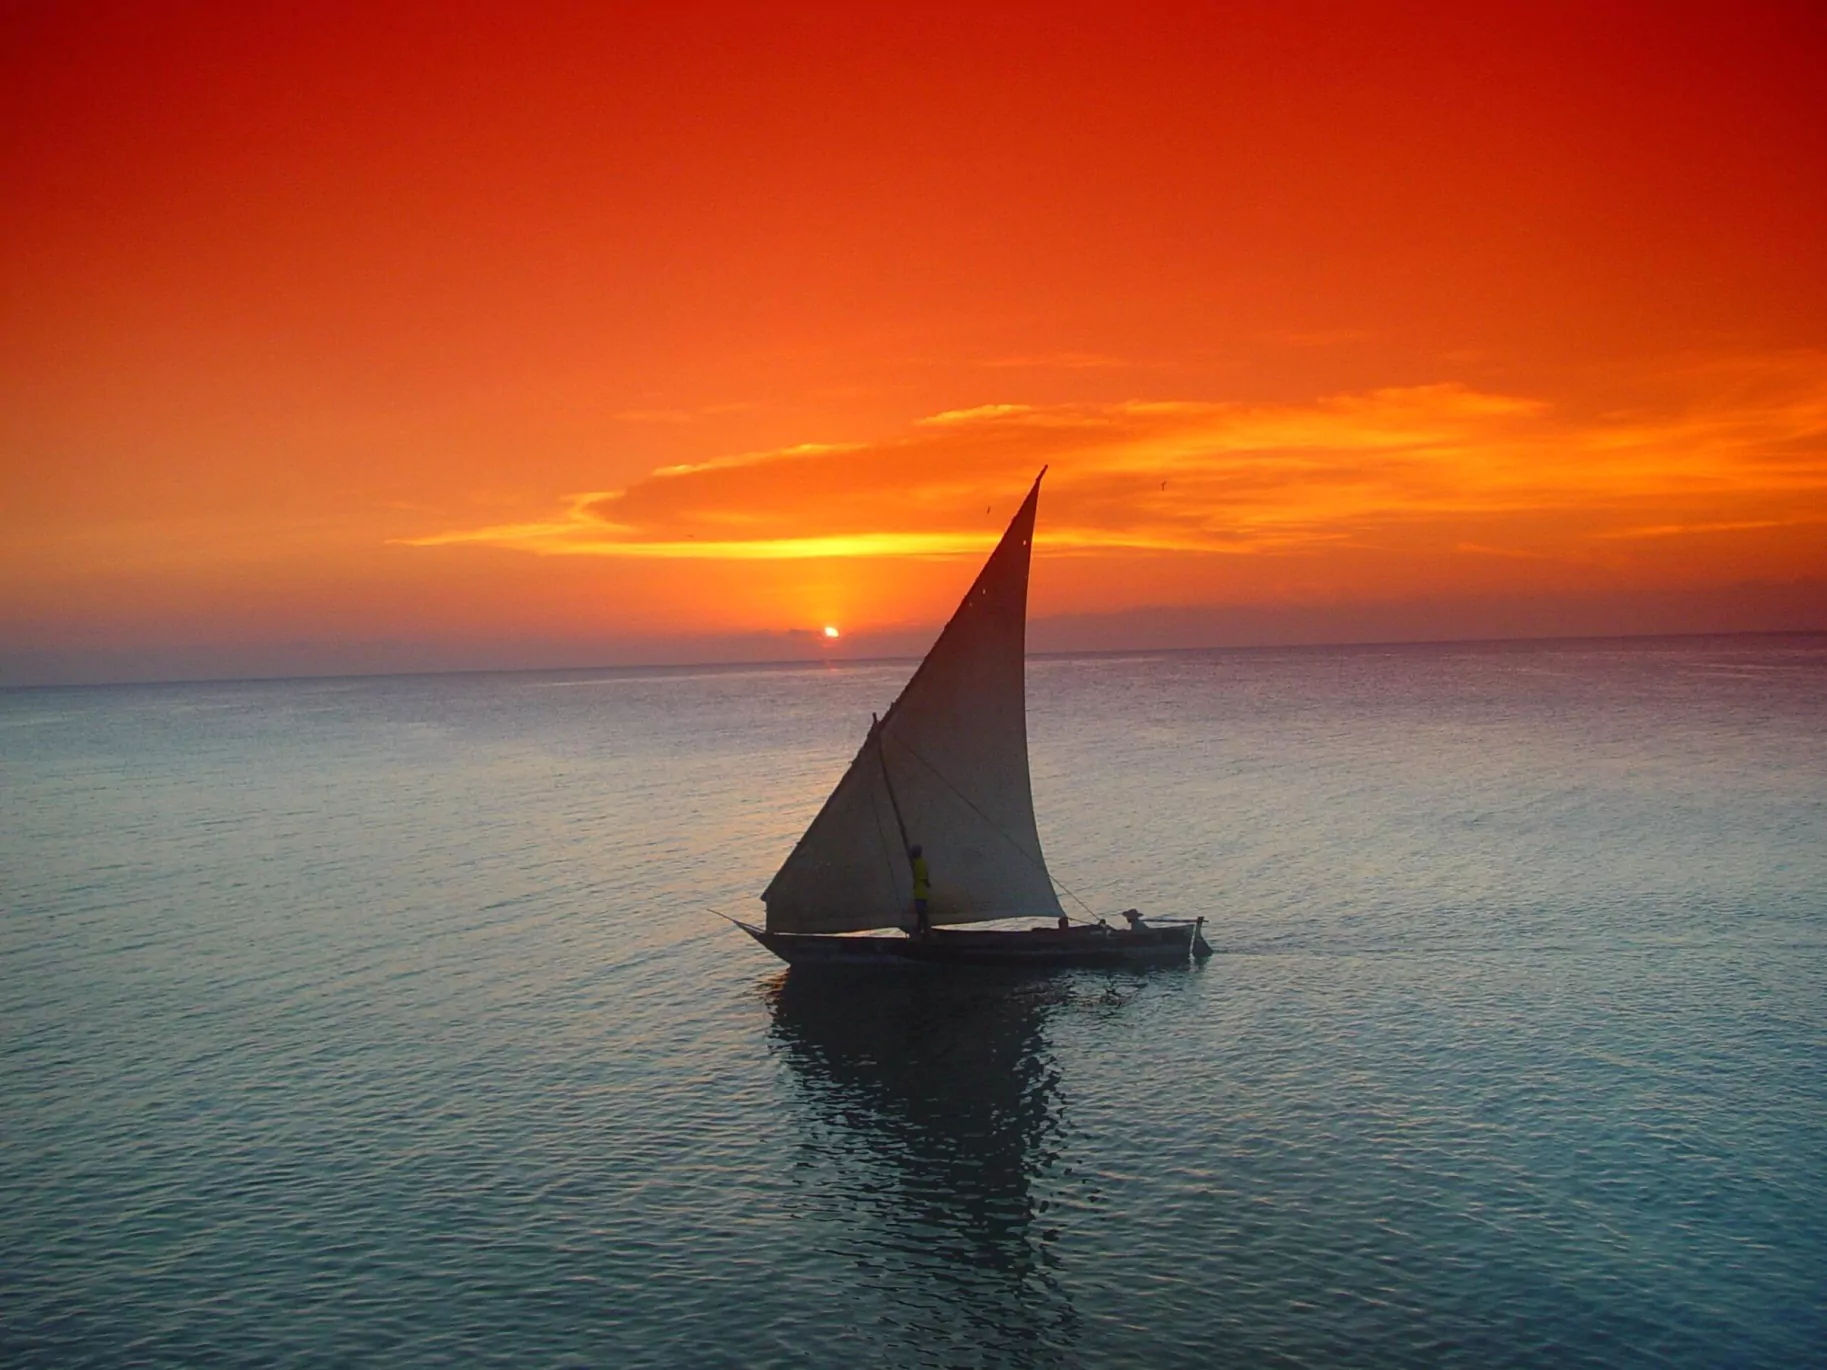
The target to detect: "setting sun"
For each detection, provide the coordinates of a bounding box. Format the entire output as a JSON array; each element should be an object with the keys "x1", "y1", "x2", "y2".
[
  {"x1": 5, "y1": 12, "x2": 1825, "y2": 1363},
  {"x1": 3, "y1": 3, "x2": 1823, "y2": 685}
]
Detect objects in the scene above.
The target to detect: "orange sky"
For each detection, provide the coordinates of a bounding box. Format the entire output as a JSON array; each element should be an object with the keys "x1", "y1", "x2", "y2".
[{"x1": 4, "y1": 1, "x2": 1825, "y2": 682}]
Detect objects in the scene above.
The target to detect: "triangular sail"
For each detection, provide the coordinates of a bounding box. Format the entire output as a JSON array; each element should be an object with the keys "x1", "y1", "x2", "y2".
[{"x1": 762, "y1": 473, "x2": 1064, "y2": 934}]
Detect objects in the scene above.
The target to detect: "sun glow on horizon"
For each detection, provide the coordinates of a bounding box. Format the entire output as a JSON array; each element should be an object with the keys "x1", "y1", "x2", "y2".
[{"x1": 5, "y1": 4, "x2": 1826, "y2": 683}]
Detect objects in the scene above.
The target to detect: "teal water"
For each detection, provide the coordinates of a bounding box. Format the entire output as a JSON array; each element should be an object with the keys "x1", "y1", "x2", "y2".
[{"x1": 3, "y1": 635, "x2": 1823, "y2": 1367}]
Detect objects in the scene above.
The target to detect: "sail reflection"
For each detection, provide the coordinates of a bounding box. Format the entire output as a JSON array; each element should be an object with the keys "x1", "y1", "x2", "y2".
[{"x1": 766, "y1": 970, "x2": 1080, "y2": 1365}]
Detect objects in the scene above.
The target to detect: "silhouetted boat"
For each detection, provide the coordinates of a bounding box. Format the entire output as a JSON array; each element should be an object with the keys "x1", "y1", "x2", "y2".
[{"x1": 736, "y1": 470, "x2": 1210, "y2": 969}]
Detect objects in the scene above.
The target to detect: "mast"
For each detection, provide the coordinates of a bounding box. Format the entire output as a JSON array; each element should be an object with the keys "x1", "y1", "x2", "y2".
[{"x1": 872, "y1": 712, "x2": 913, "y2": 858}]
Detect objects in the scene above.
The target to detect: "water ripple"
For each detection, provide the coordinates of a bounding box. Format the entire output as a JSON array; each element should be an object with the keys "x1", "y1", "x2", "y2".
[{"x1": 3, "y1": 638, "x2": 1824, "y2": 1366}]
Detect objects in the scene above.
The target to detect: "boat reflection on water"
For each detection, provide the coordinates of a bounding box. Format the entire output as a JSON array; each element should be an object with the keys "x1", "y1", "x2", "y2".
[{"x1": 764, "y1": 969, "x2": 1083, "y2": 1364}]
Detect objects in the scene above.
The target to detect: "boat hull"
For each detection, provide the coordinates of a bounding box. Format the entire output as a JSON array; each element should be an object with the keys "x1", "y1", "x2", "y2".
[{"x1": 739, "y1": 920, "x2": 1206, "y2": 969}]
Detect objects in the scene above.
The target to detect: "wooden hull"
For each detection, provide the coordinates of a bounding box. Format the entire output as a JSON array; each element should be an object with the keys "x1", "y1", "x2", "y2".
[{"x1": 738, "y1": 919, "x2": 1208, "y2": 969}]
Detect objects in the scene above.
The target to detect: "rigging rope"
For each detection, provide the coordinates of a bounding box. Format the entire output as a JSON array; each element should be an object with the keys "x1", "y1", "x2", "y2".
[{"x1": 881, "y1": 732, "x2": 1102, "y2": 922}]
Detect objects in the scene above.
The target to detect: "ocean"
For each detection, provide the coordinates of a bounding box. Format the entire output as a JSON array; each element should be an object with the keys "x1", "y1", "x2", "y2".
[{"x1": 3, "y1": 635, "x2": 1823, "y2": 1368}]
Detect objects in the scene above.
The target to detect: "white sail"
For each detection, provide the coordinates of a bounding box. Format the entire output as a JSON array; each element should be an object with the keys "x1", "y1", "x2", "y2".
[{"x1": 762, "y1": 473, "x2": 1065, "y2": 934}]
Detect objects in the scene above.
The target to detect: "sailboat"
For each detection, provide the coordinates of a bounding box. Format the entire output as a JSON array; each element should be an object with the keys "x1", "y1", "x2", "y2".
[{"x1": 735, "y1": 469, "x2": 1211, "y2": 968}]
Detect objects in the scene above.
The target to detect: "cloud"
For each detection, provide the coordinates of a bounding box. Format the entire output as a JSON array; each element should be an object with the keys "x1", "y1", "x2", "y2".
[{"x1": 398, "y1": 354, "x2": 1827, "y2": 569}]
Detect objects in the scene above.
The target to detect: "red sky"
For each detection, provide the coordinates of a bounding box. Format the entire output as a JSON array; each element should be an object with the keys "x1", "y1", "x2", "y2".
[{"x1": 4, "y1": 1, "x2": 1825, "y2": 682}]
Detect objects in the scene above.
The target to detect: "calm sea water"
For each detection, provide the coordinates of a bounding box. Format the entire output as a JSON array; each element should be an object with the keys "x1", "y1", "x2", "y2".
[{"x1": 3, "y1": 636, "x2": 1823, "y2": 1368}]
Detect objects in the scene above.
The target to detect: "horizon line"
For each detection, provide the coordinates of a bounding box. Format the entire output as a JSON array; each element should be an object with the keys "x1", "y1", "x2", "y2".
[{"x1": 5, "y1": 625, "x2": 1821, "y2": 693}]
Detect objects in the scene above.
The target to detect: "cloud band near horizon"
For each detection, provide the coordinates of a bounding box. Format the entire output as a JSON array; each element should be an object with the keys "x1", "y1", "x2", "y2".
[{"x1": 397, "y1": 355, "x2": 1827, "y2": 579}]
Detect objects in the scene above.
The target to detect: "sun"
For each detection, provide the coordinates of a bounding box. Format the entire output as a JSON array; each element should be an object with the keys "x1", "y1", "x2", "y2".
[{"x1": 822, "y1": 625, "x2": 840, "y2": 639}]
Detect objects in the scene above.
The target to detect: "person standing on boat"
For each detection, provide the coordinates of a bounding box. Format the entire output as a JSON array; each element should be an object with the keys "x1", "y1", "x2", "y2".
[{"x1": 908, "y1": 844, "x2": 931, "y2": 935}]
